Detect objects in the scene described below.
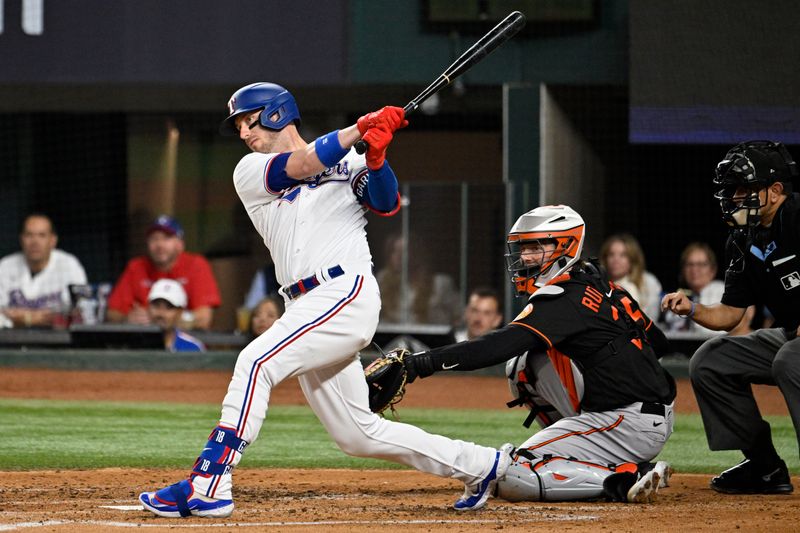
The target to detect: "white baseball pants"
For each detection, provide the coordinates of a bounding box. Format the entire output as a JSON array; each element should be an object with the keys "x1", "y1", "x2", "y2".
[{"x1": 194, "y1": 271, "x2": 496, "y2": 499}]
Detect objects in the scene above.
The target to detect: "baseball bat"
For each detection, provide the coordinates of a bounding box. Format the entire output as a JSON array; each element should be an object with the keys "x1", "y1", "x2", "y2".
[{"x1": 354, "y1": 10, "x2": 526, "y2": 155}]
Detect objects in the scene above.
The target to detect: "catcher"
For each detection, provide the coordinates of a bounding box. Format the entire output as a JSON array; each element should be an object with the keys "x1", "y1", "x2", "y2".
[{"x1": 366, "y1": 205, "x2": 676, "y2": 504}]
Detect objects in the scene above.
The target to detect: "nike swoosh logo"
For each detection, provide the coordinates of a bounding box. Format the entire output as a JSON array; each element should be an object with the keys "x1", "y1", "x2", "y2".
[
  {"x1": 442, "y1": 363, "x2": 459, "y2": 370},
  {"x1": 605, "y1": 289, "x2": 613, "y2": 298},
  {"x1": 763, "y1": 469, "x2": 781, "y2": 481},
  {"x1": 652, "y1": 421, "x2": 663, "y2": 427},
  {"x1": 203, "y1": 448, "x2": 212, "y2": 451}
]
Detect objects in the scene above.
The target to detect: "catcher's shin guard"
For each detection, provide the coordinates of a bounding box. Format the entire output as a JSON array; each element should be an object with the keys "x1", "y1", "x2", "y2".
[
  {"x1": 189, "y1": 426, "x2": 249, "y2": 500},
  {"x1": 497, "y1": 456, "x2": 634, "y2": 502}
]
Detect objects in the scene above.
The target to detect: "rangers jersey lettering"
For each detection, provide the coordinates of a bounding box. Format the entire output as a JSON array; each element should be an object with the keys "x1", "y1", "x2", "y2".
[
  {"x1": 0, "y1": 249, "x2": 87, "y2": 311},
  {"x1": 234, "y1": 149, "x2": 374, "y2": 286}
]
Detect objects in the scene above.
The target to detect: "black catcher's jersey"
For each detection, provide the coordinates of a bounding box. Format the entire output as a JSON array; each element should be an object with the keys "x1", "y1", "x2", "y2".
[
  {"x1": 722, "y1": 193, "x2": 800, "y2": 330},
  {"x1": 509, "y1": 267, "x2": 675, "y2": 412}
]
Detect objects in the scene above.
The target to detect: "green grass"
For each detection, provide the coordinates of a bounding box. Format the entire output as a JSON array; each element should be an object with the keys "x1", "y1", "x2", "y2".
[
  {"x1": 1, "y1": 398, "x2": 797, "y2": 474},
  {"x1": 659, "y1": 414, "x2": 799, "y2": 473}
]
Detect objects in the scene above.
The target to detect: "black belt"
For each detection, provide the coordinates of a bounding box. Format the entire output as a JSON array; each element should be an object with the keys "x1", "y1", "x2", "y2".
[
  {"x1": 282, "y1": 265, "x2": 345, "y2": 300},
  {"x1": 641, "y1": 402, "x2": 666, "y2": 417}
]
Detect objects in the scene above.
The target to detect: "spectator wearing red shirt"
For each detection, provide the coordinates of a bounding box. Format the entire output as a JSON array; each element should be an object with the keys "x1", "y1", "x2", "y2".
[{"x1": 106, "y1": 215, "x2": 221, "y2": 330}]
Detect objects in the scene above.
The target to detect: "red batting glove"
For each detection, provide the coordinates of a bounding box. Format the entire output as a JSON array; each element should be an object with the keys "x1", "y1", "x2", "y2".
[
  {"x1": 357, "y1": 106, "x2": 409, "y2": 135},
  {"x1": 362, "y1": 127, "x2": 394, "y2": 170}
]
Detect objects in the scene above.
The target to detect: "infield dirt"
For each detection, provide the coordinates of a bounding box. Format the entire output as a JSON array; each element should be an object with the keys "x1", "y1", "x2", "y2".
[{"x1": 1, "y1": 368, "x2": 797, "y2": 532}]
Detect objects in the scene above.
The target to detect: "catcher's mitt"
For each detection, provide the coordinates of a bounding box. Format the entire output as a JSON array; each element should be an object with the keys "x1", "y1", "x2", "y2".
[{"x1": 364, "y1": 348, "x2": 410, "y2": 415}]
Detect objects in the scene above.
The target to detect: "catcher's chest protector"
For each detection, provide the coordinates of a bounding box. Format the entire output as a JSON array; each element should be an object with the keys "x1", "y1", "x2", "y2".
[{"x1": 506, "y1": 351, "x2": 583, "y2": 428}]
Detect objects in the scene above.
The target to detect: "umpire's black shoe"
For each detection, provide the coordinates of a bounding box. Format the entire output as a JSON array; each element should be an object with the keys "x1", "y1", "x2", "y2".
[{"x1": 710, "y1": 459, "x2": 794, "y2": 494}]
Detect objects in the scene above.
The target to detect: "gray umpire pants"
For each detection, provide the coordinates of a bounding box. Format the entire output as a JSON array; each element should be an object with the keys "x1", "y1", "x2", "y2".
[{"x1": 689, "y1": 328, "x2": 800, "y2": 453}]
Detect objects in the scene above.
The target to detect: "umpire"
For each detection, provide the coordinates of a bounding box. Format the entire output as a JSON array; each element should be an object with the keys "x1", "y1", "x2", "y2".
[{"x1": 662, "y1": 140, "x2": 800, "y2": 494}]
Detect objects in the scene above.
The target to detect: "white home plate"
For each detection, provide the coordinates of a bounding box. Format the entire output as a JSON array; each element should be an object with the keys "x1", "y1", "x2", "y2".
[{"x1": 99, "y1": 505, "x2": 142, "y2": 511}]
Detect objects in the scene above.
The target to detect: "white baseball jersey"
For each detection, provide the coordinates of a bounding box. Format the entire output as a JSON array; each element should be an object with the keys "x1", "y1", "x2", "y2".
[
  {"x1": 0, "y1": 249, "x2": 87, "y2": 310},
  {"x1": 234, "y1": 149, "x2": 373, "y2": 286}
]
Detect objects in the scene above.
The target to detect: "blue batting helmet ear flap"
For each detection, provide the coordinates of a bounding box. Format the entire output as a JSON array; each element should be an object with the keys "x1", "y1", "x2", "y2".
[{"x1": 219, "y1": 82, "x2": 301, "y2": 136}]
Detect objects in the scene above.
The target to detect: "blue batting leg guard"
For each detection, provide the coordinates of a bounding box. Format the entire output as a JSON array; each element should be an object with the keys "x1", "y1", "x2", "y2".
[
  {"x1": 139, "y1": 426, "x2": 247, "y2": 518},
  {"x1": 190, "y1": 426, "x2": 248, "y2": 500}
]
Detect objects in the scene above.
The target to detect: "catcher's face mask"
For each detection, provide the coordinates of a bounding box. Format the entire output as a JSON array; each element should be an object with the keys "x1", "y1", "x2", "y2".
[
  {"x1": 505, "y1": 205, "x2": 585, "y2": 297},
  {"x1": 519, "y1": 241, "x2": 557, "y2": 267}
]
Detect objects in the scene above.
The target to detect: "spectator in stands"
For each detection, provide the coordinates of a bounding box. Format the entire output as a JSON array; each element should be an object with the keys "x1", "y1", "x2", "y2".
[
  {"x1": 599, "y1": 233, "x2": 663, "y2": 319},
  {"x1": 453, "y1": 287, "x2": 503, "y2": 343},
  {"x1": 0, "y1": 213, "x2": 87, "y2": 328},
  {"x1": 147, "y1": 279, "x2": 205, "y2": 352},
  {"x1": 663, "y1": 242, "x2": 753, "y2": 336},
  {"x1": 106, "y1": 215, "x2": 221, "y2": 330},
  {"x1": 377, "y1": 233, "x2": 461, "y2": 325},
  {"x1": 249, "y1": 294, "x2": 285, "y2": 338}
]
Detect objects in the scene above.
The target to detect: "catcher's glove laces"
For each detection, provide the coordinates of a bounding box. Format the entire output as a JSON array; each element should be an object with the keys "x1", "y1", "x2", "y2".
[{"x1": 371, "y1": 341, "x2": 387, "y2": 356}]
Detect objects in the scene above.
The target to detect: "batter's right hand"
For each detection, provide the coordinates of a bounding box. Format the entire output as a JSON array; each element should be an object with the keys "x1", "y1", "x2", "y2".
[
  {"x1": 357, "y1": 106, "x2": 408, "y2": 135},
  {"x1": 661, "y1": 291, "x2": 692, "y2": 316},
  {"x1": 362, "y1": 127, "x2": 394, "y2": 169}
]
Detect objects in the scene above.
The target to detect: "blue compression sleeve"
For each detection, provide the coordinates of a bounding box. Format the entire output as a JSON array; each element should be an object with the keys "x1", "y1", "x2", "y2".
[{"x1": 363, "y1": 161, "x2": 399, "y2": 212}]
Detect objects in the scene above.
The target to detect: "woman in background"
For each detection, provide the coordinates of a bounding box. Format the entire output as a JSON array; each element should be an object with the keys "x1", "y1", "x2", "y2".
[
  {"x1": 663, "y1": 242, "x2": 752, "y2": 336},
  {"x1": 600, "y1": 233, "x2": 663, "y2": 320}
]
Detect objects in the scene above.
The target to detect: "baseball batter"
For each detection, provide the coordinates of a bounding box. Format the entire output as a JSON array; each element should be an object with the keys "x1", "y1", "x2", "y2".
[
  {"x1": 139, "y1": 82, "x2": 508, "y2": 518},
  {"x1": 402, "y1": 205, "x2": 676, "y2": 503}
]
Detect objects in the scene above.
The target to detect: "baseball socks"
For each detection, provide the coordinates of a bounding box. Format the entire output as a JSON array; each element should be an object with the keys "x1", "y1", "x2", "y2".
[
  {"x1": 139, "y1": 426, "x2": 248, "y2": 518},
  {"x1": 742, "y1": 427, "x2": 782, "y2": 470}
]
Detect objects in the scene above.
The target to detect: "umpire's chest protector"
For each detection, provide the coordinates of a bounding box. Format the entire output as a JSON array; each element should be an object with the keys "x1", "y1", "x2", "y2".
[{"x1": 741, "y1": 196, "x2": 800, "y2": 329}]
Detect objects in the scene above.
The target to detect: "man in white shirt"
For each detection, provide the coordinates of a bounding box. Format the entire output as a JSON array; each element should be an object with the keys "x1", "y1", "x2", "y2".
[{"x1": 0, "y1": 214, "x2": 87, "y2": 328}]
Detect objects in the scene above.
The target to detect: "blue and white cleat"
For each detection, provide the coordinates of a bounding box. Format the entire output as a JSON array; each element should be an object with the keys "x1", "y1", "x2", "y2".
[
  {"x1": 139, "y1": 479, "x2": 234, "y2": 518},
  {"x1": 454, "y1": 443, "x2": 514, "y2": 511}
]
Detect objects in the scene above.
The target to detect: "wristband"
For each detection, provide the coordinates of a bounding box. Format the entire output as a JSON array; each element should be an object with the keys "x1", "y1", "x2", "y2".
[
  {"x1": 314, "y1": 130, "x2": 348, "y2": 168},
  {"x1": 678, "y1": 301, "x2": 696, "y2": 319}
]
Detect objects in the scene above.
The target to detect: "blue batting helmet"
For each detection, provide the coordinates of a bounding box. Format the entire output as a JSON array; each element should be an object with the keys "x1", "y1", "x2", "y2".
[{"x1": 219, "y1": 82, "x2": 301, "y2": 136}]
